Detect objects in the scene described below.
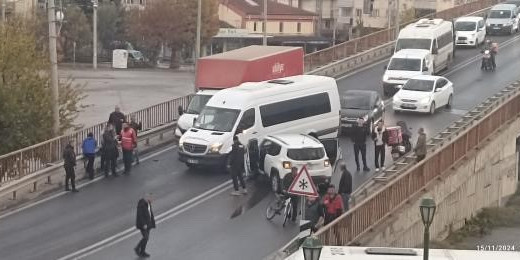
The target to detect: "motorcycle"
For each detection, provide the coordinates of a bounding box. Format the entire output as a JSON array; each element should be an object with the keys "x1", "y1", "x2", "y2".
[
  {"x1": 481, "y1": 49, "x2": 496, "y2": 71},
  {"x1": 388, "y1": 121, "x2": 413, "y2": 161}
]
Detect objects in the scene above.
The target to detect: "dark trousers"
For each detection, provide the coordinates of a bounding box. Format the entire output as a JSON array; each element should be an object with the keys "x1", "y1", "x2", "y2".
[
  {"x1": 136, "y1": 228, "x2": 150, "y2": 254},
  {"x1": 341, "y1": 193, "x2": 350, "y2": 211},
  {"x1": 100, "y1": 149, "x2": 106, "y2": 172},
  {"x1": 231, "y1": 169, "x2": 246, "y2": 191},
  {"x1": 64, "y1": 166, "x2": 76, "y2": 190},
  {"x1": 104, "y1": 155, "x2": 117, "y2": 176},
  {"x1": 353, "y1": 143, "x2": 368, "y2": 169},
  {"x1": 374, "y1": 145, "x2": 385, "y2": 169},
  {"x1": 122, "y1": 149, "x2": 133, "y2": 173},
  {"x1": 290, "y1": 196, "x2": 298, "y2": 221},
  {"x1": 416, "y1": 154, "x2": 426, "y2": 162},
  {"x1": 85, "y1": 154, "x2": 95, "y2": 179}
]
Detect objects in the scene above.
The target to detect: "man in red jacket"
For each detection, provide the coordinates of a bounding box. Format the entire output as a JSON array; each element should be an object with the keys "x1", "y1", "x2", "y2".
[
  {"x1": 121, "y1": 122, "x2": 137, "y2": 174},
  {"x1": 323, "y1": 184, "x2": 344, "y2": 225}
]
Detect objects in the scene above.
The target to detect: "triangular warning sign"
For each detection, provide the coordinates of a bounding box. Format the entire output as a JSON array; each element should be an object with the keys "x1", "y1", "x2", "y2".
[{"x1": 287, "y1": 165, "x2": 318, "y2": 197}]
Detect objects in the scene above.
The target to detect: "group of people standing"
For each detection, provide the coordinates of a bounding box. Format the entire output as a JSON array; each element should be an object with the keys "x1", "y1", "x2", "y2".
[{"x1": 61, "y1": 106, "x2": 142, "y2": 192}]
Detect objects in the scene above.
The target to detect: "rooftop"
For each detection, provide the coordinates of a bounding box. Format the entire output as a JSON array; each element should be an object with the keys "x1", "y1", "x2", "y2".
[
  {"x1": 220, "y1": 0, "x2": 317, "y2": 17},
  {"x1": 201, "y1": 45, "x2": 301, "y2": 61}
]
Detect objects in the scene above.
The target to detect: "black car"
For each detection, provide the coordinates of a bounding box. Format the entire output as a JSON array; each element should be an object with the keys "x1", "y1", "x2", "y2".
[{"x1": 340, "y1": 90, "x2": 385, "y2": 135}]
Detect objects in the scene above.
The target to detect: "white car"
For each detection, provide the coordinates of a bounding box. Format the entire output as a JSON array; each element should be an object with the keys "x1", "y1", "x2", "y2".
[
  {"x1": 255, "y1": 134, "x2": 333, "y2": 193},
  {"x1": 392, "y1": 75, "x2": 454, "y2": 114}
]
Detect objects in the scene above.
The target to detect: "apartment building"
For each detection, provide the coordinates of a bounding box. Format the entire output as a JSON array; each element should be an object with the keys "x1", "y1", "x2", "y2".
[{"x1": 1, "y1": 0, "x2": 37, "y2": 18}]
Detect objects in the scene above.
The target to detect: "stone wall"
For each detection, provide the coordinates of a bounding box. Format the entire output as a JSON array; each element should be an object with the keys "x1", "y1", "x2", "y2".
[{"x1": 357, "y1": 117, "x2": 520, "y2": 247}]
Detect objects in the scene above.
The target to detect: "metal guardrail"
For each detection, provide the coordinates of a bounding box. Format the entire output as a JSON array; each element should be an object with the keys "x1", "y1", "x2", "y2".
[
  {"x1": 313, "y1": 79, "x2": 520, "y2": 246},
  {"x1": 303, "y1": 0, "x2": 503, "y2": 72},
  {"x1": 0, "y1": 95, "x2": 191, "y2": 186}
]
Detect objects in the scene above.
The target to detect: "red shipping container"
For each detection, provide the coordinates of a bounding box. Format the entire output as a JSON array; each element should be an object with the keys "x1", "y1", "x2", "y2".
[{"x1": 195, "y1": 45, "x2": 304, "y2": 89}]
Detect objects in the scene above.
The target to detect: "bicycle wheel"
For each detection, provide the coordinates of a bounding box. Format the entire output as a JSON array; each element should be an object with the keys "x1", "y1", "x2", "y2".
[
  {"x1": 282, "y1": 200, "x2": 292, "y2": 227},
  {"x1": 265, "y1": 199, "x2": 279, "y2": 220}
]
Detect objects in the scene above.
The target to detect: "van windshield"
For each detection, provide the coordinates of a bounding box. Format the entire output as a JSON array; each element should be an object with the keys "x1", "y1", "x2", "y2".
[
  {"x1": 455, "y1": 21, "x2": 476, "y2": 31},
  {"x1": 287, "y1": 148, "x2": 325, "y2": 161},
  {"x1": 388, "y1": 58, "x2": 421, "y2": 71},
  {"x1": 186, "y1": 95, "x2": 213, "y2": 114},
  {"x1": 395, "y1": 39, "x2": 432, "y2": 51},
  {"x1": 194, "y1": 106, "x2": 240, "y2": 132},
  {"x1": 489, "y1": 10, "x2": 512, "y2": 18}
]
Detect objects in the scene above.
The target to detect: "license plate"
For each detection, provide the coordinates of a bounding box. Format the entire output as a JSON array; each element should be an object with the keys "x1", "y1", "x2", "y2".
[
  {"x1": 402, "y1": 103, "x2": 415, "y2": 108},
  {"x1": 187, "y1": 159, "x2": 198, "y2": 164},
  {"x1": 493, "y1": 27, "x2": 500, "y2": 30},
  {"x1": 345, "y1": 123, "x2": 352, "y2": 127}
]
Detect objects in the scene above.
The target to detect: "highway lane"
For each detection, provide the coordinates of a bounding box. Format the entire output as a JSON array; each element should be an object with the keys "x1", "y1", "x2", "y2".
[
  {"x1": 1, "y1": 34, "x2": 519, "y2": 260},
  {"x1": 63, "y1": 35, "x2": 520, "y2": 260}
]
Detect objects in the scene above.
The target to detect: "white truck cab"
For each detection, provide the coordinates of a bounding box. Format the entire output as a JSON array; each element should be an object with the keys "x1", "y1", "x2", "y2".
[
  {"x1": 176, "y1": 89, "x2": 219, "y2": 137},
  {"x1": 382, "y1": 49, "x2": 433, "y2": 97}
]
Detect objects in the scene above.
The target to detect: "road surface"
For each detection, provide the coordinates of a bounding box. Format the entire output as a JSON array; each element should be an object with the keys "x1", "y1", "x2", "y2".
[{"x1": 1, "y1": 34, "x2": 520, "y2": 260}]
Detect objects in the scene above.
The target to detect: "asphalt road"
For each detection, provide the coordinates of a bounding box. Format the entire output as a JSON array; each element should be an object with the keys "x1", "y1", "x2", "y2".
[{"x1": 1, "y1": 34, "x2": 520, "y2": 260}]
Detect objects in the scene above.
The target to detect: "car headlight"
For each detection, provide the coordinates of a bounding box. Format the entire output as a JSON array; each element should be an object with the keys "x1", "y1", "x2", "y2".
[
  {"x1": 282, "y1": 161, "x2": 292, "y2": 169},
  {"x1": 419, "y1": 96, "x2": 431, "y2": 104},
  {"x1": 208, "y1": 143, "x2": 223, "y2": 153},
  {"x1": 382, "y1": 74, "x2": 389, "y2": 82},
  {"x1": 178, "y1": 139, "x2": 184, "y2": 150},
  {"x1": 506, "y1": 21, "x2": 514, "y2": 26},
  {"x1": 362, "y1": 115, "x2": 369, "y2": 122},
  {"x1": 393, "y1": 95, "x2": 401, "y2": 103},
  {"x1": 486, "y1": 21, "x2": 491, "y2": 27}
]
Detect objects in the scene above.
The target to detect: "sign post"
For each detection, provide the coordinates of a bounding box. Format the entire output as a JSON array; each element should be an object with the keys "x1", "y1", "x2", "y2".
[{"x1": 288, "y1": 165, "x2": 319, "y2": 221}]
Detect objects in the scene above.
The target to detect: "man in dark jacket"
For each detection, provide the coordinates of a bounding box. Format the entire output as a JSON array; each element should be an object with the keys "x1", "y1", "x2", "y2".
[
  {"x1": 82, "y1": 133, "x2": 97, "y2": 180},
  {"x1": 304, "y1": 196, "x2": 325, "y2": 232},
  {"x1": 135, "y1": 193, "x2": 156, "y2": 258},
  {"x1": 229, "y1": 136, "x2": 247, "y2": 196},
  {"x1": 108, "y1": 105, "x2": 125, "y2": 139},
  {"x1": 63, "y1": 141, "x2": 78, "y2": 192},
  {"x1": 351, "y1": 118, "x2": 370, "y2": 172},
  {"x1": 102, "y1": 125, "x2": 119, "y2": 177},
  {"x1": 338, "y1": 164, "x2": 353, "y2": 211},
  {"x1": 129, "y1": 116, "x2": 142, "y2": 164},
  {"x1": 282, "y1": 167, "x2": 299, "y2": 222}
]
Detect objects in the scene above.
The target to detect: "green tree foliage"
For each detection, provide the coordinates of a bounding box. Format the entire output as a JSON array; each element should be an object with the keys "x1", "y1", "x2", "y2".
[
  {"x1": 0, "y1": 22, "x2": 85, "y2": 155},
  {"x1": 126, "y1": 0, "x2": 220, "y2": 67},
  {"x1": 60, "y1": 5, "x2": 93, "y2": 61},
  {"x1": 97, "y1": 2, "x2": 127, "y2": 51}
]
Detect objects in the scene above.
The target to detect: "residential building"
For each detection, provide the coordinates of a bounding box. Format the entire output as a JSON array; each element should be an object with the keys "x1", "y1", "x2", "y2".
[
  {"x1": 415, "y1": 0, "x2": 479, "y2": 16},
  {"x1": 121, "y1": 0, "x2": 149, "y2": 10},
  {"x1": 1, "y1": 0, "x2": 37, "y2": 18}
]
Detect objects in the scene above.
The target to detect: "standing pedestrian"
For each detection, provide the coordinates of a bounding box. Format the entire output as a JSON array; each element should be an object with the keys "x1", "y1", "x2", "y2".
[
  {"x1": 371, "y1": 121, "x2": 389, "y2": 172},
  {"x1": 134, "y1": 192, "x2": 156, "y2": 258},
  {"x1": 82, "y1": 133, "x2": 97, "y2": 180},
  {"x1": 63, "y1": 141, "x2": 78, "y2": 192},
  {"x1": 229, "y1": 136, "x2": 247, "y2": 196},
  {"x1": 129, "y1": 116, "x2": 142, "y2": 164},
  {"x1": 121, "y1": 122, "x2": 137, "y2": 174},
  {"x1": 414, "y1": 127, "x2": 427, "y2": 162},
  {"x1": 108, "y1": 105, "x2": 125, "y2": 140},
  {"x1": 282, "y1": 167, "x2": 299, "y2": 222},
  {"x1": 351, "y1": 118, "x2": 370, "y2": 172},
  {"x1": 323, "y1": 184, "x2": 343, "y2": 225},
  {"x1": 102, "y1": 125, "x2": 119, "y2": 177},
  {"x1": 338, "y1": 164, "x2": 353, "y2": 211}
]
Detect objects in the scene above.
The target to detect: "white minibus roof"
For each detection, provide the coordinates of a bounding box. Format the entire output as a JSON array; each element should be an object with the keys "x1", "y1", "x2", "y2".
[
  {"x1": 392, "y1": 49, "x2": 431, "y2": 59},
  {"x1": 399, "y1": 18, "x2": 452, "y2": 39}
]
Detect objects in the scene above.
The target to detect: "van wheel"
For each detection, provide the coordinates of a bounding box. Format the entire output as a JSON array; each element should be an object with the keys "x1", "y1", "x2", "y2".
[
  {"x1": 429, "y1": 102, "x2": 436, "y2": 115},
  {"x1": 270, "y1": 170, "x2": 281, "y2": 193}
]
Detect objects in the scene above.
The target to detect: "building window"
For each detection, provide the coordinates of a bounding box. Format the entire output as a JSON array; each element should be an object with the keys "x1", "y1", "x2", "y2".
[
  {"x1": 254, "y1": 22, "x2": 257, "y2": 32},
  {"x1": 297, "y1": 22, "x2": 301, "y2": 33},
  {"x1": 356, "y1": 8, "x2": 362, "y2": 17},
  {"x1": 371, "y1": 9, "x2": 379, "y2": 17},
  {"x1": 325, "y1": 20, "x2": 331, "y2": 29},
  {"x1": 279, "y1": 22, "x2": 284, "y2": 32}
]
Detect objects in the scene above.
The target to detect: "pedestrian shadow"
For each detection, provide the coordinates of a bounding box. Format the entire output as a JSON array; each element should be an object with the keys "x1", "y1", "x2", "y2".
[{"x1": 230, "y1": 176, "x2": 271, "y2": 219}]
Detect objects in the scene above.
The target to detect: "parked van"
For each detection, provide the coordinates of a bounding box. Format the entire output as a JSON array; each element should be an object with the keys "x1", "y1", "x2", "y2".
[
  {"x1": 454, "y1": 16, "x2": 486, "y2": 48},
  {"x1": 382, "y1": 49, "x2": 433, "y2": 96},
  {"x1": 178, "y1": 75, "x2": 341, "y2": 168},
  {"x1": 395, "y1": 18, "x2": 454, "y2": 74},
  {"x1": 486, "y1": 4, "x2": 519, "y2": 35}
]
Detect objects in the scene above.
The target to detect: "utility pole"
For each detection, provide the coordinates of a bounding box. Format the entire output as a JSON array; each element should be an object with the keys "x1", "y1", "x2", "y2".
[
  {"x1": 395, "y1": 0, "x2": 400, "y2": 40},
  {"x1": 48, "y1": 0, "x2": 60, "y2": 135},
  {"x1": 93, "y1": 0, "x2": 98, "y2": 70},
  {"x1": 1, "y1": 0, "x2": 6, "y2": 24},
  {"x1": 316, "y1": 0, "x2": 322, "y2": 37},
  {"x1": 262, "y1": 0, "x2": 267, "y2": 45},
  {"x1": 194, "y1": 0, "x2": 202, "y2": 93}
]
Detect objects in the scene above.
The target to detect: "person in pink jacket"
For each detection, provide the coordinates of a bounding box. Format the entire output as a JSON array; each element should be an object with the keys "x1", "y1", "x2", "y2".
[{"x1": 121, "y1": 122, "x2": 137, "y2": 174}]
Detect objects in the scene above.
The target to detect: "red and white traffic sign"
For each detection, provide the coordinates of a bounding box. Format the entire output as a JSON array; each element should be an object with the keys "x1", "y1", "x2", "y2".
[{"x1": 287, "y1": 165, "x2": 318, "y2": 197}]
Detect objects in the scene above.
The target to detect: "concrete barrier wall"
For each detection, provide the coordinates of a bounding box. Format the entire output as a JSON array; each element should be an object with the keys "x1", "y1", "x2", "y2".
[{"x1": 357, "y1": 117, "x2": 520, "y2": 247}]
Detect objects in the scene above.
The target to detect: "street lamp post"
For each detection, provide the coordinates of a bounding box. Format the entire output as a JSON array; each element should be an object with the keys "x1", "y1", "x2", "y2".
[
  {"x1": 301, "y1": 236, "x2": 323, "y2": 260},
  {"x1": 262, "y1": 0, "x2": 267, "y2": 45},
  {"x1": 419, "y1": 198, "x2": 437, "y2": 260},
  {"x1": 93, "y1": 0, "x2": 98, "y2": 70},
  {"x1": 194, "y1": 0, "x2": 202, "y2": 93},
  {"x1": 47, "y1": 0, "x2": 60, "y2": 136}
]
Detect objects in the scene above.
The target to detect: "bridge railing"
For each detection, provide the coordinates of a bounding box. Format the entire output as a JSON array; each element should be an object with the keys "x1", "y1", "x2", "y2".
[
  {"x1": 303, "y1": 0, "x2": 502, "y2": 72},
  {"x1": 0, "y1": 96, "x2": 191, "y2": 186},
  {"x1": 313, "y1": 80, "x2": 520, "y2": 246}
]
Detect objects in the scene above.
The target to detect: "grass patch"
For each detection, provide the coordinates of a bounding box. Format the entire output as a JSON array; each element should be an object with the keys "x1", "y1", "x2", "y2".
[{"x1": 431, "y1": 184, "x2": 520, "y2": 250}]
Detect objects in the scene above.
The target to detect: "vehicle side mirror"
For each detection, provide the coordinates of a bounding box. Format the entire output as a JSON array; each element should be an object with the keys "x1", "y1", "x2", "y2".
[
  {"x1": 431, "y1": 48, "x2": 438, "y2": 55},
  {"x1": 396, "y1": 85, "x2": 403, "y2": 89},
  {"x1": 178, "y1": 105, "x2": 184, "y2": 116},
  {"x1": 435, "y1": 88, "x2": 442, "y2": 92},
  {"x1": 423, "y1": 66, "x2": 429, "y2": 72}
]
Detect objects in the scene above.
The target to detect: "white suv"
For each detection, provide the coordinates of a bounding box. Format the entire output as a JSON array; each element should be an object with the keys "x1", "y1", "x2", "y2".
[{"x1": 255, "y1": 134, "x2": 333, "y2": 192}]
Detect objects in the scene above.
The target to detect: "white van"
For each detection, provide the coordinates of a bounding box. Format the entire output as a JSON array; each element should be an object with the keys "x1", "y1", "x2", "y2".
[
  {"x1": 454, "y1": 16, "x2": 486, "y2": 48},
  {"x1": 395, "y1": 18, "x2": 454, "y2": 74},
  {"x1": 486, "y1": 4, "x2": 519, "y2": 35},
  {"x1": 178, "y1": 75, "x2": 341, "y2": 168},
  {"x1": 382, "y1": 49, "x2": 433, "y2": 96}
]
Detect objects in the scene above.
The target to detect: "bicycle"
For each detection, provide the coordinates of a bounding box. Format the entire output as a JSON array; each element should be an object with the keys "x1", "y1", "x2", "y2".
[{"x1": 265, "y1": 193, "x2": 293, "y2": 227}]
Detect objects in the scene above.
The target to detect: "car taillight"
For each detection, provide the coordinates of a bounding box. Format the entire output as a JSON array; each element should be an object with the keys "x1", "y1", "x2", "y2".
[
  {"x1": 282, "y1": 161, "x2": 292, "y2": 169},
  {"x1": 324, "y1": 159, "x2": 330, "y2": 167}
]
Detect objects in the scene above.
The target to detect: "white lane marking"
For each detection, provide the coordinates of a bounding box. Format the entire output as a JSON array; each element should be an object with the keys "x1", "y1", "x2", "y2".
[
  {"x1": 57, "y1": 180, "x2": 232, "y2": 260},
  {"x1": 0, "y1": 146, "x2": 177, "y2": 220}
]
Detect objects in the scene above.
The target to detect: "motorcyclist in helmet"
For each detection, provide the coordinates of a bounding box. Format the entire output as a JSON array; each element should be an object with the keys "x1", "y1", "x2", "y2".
[{"x1": 481, "y1": 39, "x2": 497, "y2": 70}]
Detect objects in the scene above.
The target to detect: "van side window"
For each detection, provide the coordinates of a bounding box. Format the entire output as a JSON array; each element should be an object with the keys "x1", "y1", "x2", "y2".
[
  {"x1": 259, "y1": 92, "x2": 332, "y2": 127},
  {"x1": 437, "y1": 32, "x2": 453, "y2": 49},
  {"x1": 238, "y1": 108, "x2": 255, "y2": 130}
]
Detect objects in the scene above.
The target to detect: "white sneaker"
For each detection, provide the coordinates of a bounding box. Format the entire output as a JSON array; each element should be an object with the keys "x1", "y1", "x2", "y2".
[
  {"x1": 375, "y1": 168, "x2": 380, "y2": 172},
  {"x1": 241, "y1": 189, "x2": 248, "y2": 194},
  {"x1": 230, "y1": 191, "x2": 241, "y2": 196},
  {"x1": 382, "y1": 167, "x2": 386, "y2": 171}
]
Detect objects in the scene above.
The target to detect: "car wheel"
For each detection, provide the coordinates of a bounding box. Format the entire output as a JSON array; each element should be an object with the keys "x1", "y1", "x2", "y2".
[
  {"x1": 270, "y1": 170, "x2": 281, "y2": 193},
  {"x1": 429, "y1": 102, "x2": 436, "y2": 115},
  {"x1": 446, "y1": 94, "x2": 453, "y2": 109}
]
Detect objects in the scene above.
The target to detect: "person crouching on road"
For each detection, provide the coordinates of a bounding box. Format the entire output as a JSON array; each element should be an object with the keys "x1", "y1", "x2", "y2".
[
  {"x1": 102, "y1": 124, "x2": 119, "y2": 177},
  {"x1": 371, "y1": 121, "x2": 389, "y2": 172},
  {"x1": 323, "y1": 184, "x2": 343, "y2": 225},
  {"x1": 338, "y1": 164, "x2": 353, "y2": 211},
  {"x1": 414, "y1": 127, "x2": 427, "y2": 162},
  {"x1": 129, "y1": 116, "x2": 143, "y2": 164},
  {"x1": 63, "y1": 141, "x2": 79, "y2": 192},
  {"x1": 281, "y1": 167, "x2": 299, "y2": 222},
  {"x1": 135, "y1": 192, "x2": 156, "y2": 258},
  {"x1": 229, "y1": 136, "x2": 248, "y2": 196},
  {"x1": 82, "y1": 132, "x2": 97, "y2": 180},
  {"x1": 121, "y1": 122, "x2": 137, "y2": 174}
]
